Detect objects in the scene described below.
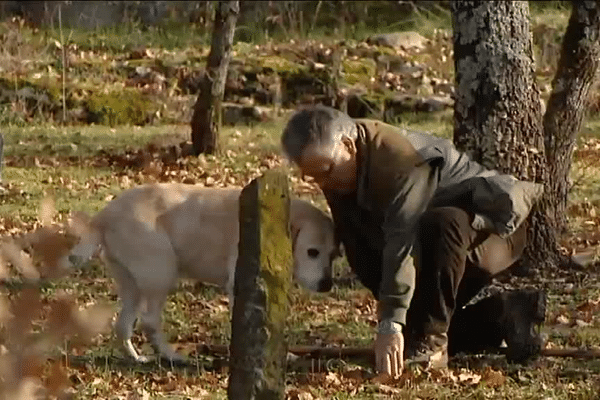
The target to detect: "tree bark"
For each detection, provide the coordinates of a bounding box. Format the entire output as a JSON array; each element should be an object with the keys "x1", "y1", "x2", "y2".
[
  {"x1": 190, "y1": 1, "x2": 239, "y2": 156},
  {"x1": 544, "y1": 1, "x2": 600, "y2": 234},
  {"x1": 451, "y1": 1, "x2": 561, "y2": 272}
]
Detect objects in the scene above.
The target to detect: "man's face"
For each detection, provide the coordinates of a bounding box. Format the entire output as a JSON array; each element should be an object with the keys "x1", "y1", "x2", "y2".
[{"x1": 296, "y1": 136, "x2": 358, "y2": 193}]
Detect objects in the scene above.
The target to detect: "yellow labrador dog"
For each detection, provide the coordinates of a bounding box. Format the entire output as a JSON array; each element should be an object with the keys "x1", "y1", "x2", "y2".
[{"x1": 60, "y1": 182, "x2": 338, "y2": 363}]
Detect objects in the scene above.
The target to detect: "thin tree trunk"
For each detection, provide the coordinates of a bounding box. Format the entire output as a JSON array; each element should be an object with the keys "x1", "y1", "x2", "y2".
[
  {"x1": 190, "y1": 1, "x2": 239, "y2": 156},
  {"x1": 452, "y1": 1, "x2": 561, "y2": 272},
  {"x1": 544, "y1": 1, "x2": 600, "y2": 234}
]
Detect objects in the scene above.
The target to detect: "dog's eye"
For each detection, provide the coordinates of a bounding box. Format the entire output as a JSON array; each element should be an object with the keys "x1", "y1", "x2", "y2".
[{"x1": 307, "y1": 248, "x2": 320, "y2": 258}]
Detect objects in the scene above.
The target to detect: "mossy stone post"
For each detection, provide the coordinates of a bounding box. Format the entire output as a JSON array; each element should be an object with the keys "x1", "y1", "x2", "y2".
[{"x1": 227, "y1": 169, "x2": 292, "y2": 400}]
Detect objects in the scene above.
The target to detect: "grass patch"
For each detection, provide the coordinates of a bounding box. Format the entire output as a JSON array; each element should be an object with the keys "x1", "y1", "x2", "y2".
[
  {"x1": 0, "y1": 2, "x2": 598, "y2": 398},
  {"x1": 2, "y1": 114, "x2": 600, "y2": 398}
]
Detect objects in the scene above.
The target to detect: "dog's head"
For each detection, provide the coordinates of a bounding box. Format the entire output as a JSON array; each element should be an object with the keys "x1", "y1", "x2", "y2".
[{"x1": 290, "y1": 201, "x2": 340, "y2": 293}]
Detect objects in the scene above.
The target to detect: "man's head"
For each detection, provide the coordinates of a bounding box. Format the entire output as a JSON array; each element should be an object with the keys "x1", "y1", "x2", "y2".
[{"x1": 281, "y1": 105, "x2": 359, "y2": 193}]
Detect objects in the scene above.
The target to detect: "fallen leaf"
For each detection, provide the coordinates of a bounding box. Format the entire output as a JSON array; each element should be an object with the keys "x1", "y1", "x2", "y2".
[
  {"x1": 457, "y1": 369, "x2": 482, "y2": 385},
  {"x1": 9, "y1": 288, "x2": 42, "y2": 339},
  {"x1": 0, "y1": 294, "x2": 13, "y2": 324},
  {"x1": 287, "y1": 388, "x2": 314, "y2": 400},
  {"x1": 72, "y1": 302, "x2": 115, "y2": 342},
  {"x1": 0, "y1": 251, "x2": 9, "y2": 281},
  {"x1": 19, "y1": 354, "x2": 45, "y2": 379},
  {"x1": 371, "y1": 372, "x2": 394, "y2": 385},
  {"x1": 575, "y1": 319, "x2": 591, "y2": 327},
  {"x1": 9, "y1": 377, "x2": 44, "y2": 400},
  {"x1": 45, "y1": 361, "x2": 71, "y2": 396},
  {"x1": 482, "y1": 367, "x2": 506, "y2": 388},
  {"x1": 1, "y1": 239, "x2": 39, "y2": 281},
  {"x1": 342, "y1": 368, "x2": 364, "y2": 383},
  {"x1": 27, "y1": 226, "x2": 75, "y2": 278},
  {"x1": 323, "y1": 371, "x2": 342, "y2": 387},
  {"x1": 39, "y1": 196, "x2": 56, "y2": 226},
  {"x1": 47, "y1": 295, "x2": 76, "y2": 337},
  {"x1": 378, "y1": 384, "x2": 401, "y2": 394}
]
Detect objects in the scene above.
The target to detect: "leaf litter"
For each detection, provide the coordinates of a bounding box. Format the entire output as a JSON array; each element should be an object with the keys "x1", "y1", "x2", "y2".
[
  {"x1": 0, "y1": 142, "x2": 599, "y2": 398},
  {"x1": 0, "y1": 23, "x2": 599, "y2": 398}
]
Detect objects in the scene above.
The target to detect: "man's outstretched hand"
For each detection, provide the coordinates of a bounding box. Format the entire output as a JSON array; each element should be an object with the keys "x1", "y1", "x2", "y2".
[{"x1": 374, "y1": 321, "x2": 404, "y2": 377}]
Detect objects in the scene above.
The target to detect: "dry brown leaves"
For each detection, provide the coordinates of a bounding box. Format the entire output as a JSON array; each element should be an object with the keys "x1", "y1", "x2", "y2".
[
  {"x1": 3, "y1": 141, "x2": 293, "y2": 191},
  {"x1": 0, "y1": 286, "x2": 112, "y2": 399},
  {"x1": 0, "y1": 196, "x2": 79, "y2": 280},
  {"x1": 551, "y1": 294, "x2": 600, "y2": 329},
  {"x1": 574, "y1": 138, "x2": 600, "y2": 168},
  {"x1": 287, "y1": 365, "x2": 507, "y2": 398},
  {"x1": 0, "y1": 198, "x2": 113, "y2": 399}
]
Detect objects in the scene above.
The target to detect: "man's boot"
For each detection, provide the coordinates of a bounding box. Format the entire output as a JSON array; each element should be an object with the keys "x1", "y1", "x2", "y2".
[
  {"x1": 447, "y1": 289, "x2": 546, "y2": 362},
  {"x1": 501, "y1": 289, "x2": 546, "y2": 362},
  {"x1": 405, "y1": 332, "x2": 449, "y2": 370}
]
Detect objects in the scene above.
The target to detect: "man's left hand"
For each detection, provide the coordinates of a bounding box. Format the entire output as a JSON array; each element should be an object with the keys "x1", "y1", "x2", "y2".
[{"x1": 374, "y1": 321, "x2": 404, "y2": 377}]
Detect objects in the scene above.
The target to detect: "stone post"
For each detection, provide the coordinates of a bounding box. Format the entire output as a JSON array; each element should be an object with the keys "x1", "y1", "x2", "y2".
[{"x1": 227, "y1": 169, "x2": 292, "y2": 400}]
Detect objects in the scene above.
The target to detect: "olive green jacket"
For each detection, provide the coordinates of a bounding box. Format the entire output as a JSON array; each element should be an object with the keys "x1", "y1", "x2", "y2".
[{"x1": 323, "y1": 119, "x2": 544, "y2": 325}]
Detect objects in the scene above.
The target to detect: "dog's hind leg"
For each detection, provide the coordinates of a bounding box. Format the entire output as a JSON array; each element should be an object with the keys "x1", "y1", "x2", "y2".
[
  {"x1": 140, "y1": 292, "x2": 186, "y2": 364},
  {"x1": 102, "y1": 222, "x2": 182, "y2": 363},
  {"x1": 112, "y1": 262, "x2": 148, "y2": 363}
]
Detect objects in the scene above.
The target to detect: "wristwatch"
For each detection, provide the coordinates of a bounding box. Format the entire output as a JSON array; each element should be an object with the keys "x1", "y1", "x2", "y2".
[{"x1": 377, "y1": 319, "x2": 402, "y2": 335}]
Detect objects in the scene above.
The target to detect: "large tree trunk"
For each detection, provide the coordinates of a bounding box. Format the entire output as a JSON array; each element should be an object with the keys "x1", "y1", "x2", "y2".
[
  {"x1": 544, "y1": 1, "x2": 600, "y2": 234},
  {"x1": 190, "y1": 1, "x2": 239, "y2": 156},
  {"x1": 451, "y1": 1, "x2": 561, "y2": 272}
]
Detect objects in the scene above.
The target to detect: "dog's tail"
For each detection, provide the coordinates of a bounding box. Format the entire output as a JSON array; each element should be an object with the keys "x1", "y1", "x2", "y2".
[{"x1": 58, "y1": 211, "x2": 102, "y2": 270}]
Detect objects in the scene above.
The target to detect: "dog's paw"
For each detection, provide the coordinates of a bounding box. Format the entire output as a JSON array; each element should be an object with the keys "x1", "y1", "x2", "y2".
[
  {"x1": 133, "y1": 354, "x2": 152, "y2": 364},
  {"x1": 286, "y1": 352, "x2": 300, "y2": 363}
]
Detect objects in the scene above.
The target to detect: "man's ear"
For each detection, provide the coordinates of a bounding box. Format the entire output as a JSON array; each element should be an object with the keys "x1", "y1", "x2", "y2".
[{"x1": 341, "y1": 136, "x2": 357, "y2": 157}]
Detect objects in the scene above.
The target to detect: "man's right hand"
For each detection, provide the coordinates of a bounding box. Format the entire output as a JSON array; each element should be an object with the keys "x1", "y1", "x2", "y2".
[{"x1": 374, "y1": 320, "x2": 404, "y2": 377}]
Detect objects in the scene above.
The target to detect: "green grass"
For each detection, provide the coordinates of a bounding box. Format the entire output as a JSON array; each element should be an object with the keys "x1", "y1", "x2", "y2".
[
  {"x1": 43, "y1": 20, "x2": 211, "y2": 53},
  {"x1": 394, "y1": 109, "x2": 455, "y2": 139},
  {"x1": 29, "y1": 1, "x2": 568, "y2": 52},
  {"x1": 2, "y1": 114, "x2": 600, "y2": 399},
  {"x1": 0, "y1": 3, "x2": 599, "y2": 398},
  {"x1": 530, "y1": 1, "x2": 572, "y2": 31}
]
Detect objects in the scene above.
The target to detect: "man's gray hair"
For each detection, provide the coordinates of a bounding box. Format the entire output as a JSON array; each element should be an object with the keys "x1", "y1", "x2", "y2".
[{"x1": 281, "y1": 105, "x2": 358, "y2": 163}]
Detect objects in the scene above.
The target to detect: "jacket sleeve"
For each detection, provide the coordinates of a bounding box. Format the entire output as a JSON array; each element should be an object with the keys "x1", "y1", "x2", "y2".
[{"x1": 378, "y1": 160, "x2": 440, "y2": 326}]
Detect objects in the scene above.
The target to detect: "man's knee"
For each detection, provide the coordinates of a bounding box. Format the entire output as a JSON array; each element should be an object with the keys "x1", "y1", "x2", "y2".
[
  {"x1": 469, "y1": 223, "x2": 527, "y2": 276},
  {"x1": 419, "y1": 207, "x2": 474, "y2": 248}
]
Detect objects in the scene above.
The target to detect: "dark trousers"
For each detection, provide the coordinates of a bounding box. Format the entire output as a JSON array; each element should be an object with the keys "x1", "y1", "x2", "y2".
[
  {"x1": 334, "y1": 204, "x2": 527, "y2": 352},
  {"x1": 405, "y1": 207, "x2": 527, "y2": 350}
]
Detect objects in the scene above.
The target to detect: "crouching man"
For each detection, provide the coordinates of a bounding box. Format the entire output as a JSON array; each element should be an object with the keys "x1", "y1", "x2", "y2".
[{"x1": 280, "y1": 105, "x2": 547, "y2": 376}]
